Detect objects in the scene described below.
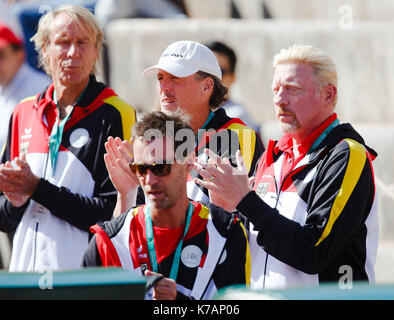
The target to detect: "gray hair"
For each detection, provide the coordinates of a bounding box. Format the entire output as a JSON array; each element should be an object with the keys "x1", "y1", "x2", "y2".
[{"x1": 31, "y1": 4, "x2": 104, "y2": 76}]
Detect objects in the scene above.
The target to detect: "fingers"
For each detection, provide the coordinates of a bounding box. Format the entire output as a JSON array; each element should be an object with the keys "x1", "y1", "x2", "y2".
[
  {"x1": 235, "y1": 150, "x2": 247, "y2": 174},
  {"x1": 103, "y1": 153, "x2": 114, "y2": 172},
  {"x1": 153, "y1": 279, "x2": 177, "y2": 300},
  {"x1": 194, "y1": 176, "x2": 212, "y2": 190},
  {"x1": 144, "y1": 269, "x2": 155, "y2": 277},
  {"x1": 105, "y1": 137, "x2": 133, "y2": 168},
  {"x1": 144, "y1": 270, "x2": 177, "y2": 300},
  {"x1": 119, "y1": 140, "x2": 133, "y2": 162},
  {"x1": 202, "y1": 148, "x2": 238, "y2": 175},
  {"x1": 104, "y1": 139, "x2": 118, "y2": 168},
  {"x1": 204, "y1": 148, "x2": 221, "y2": 165}
]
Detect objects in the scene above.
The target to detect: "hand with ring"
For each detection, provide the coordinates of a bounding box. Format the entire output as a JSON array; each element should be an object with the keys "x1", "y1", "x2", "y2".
[{"x1": 194, "y1": 149, "x2": 254, "y2": 212}]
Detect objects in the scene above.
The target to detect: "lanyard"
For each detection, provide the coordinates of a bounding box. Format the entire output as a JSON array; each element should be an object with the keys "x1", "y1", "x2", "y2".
[
  {"x1": 144, "y1": 202, "x2": 193, "y2": 281},
  {"x1": 48, "y1": 91, "x2": 72, "y2": 176},
  {"x1": 49, "y1": 87, "x2": 87, "y2": 176},
  {"x1": 308, "y1": 118, "x2": 340, "y2": 154},
  {"x1": 196, "y1": 110, "x2": 215, "y2": 149},
  {"x1": 200, "y1": 110, "x2": 214, "y2": 130}
]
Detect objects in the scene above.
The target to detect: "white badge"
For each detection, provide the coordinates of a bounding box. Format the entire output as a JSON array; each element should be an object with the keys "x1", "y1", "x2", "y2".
[
  {"x1": 181, "y1": 245, "x2": 202, "y2": 268},
  {"x1": 69, "y1": 128, "x2": 89, "y2": 148}
]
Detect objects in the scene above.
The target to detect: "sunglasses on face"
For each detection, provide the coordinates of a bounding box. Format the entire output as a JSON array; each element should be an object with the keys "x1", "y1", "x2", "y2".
[{"x1": 129, "y1": 161, "x2": 172, "y2": 177}]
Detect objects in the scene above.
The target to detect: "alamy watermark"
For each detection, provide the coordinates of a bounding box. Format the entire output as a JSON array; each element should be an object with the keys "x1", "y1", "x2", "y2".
[
  {"x1": 338, "y1": 264, "x2": 353, "y2": 289},
  {"x1": 139, "y1": 121, "x2": 253, "y2": 176},
  {"x1": 38, "y1": 266, "x2": 53, "y2": 290},
  {"x1": 338, "y1": 5, "x2": 353, "y2": 30}
]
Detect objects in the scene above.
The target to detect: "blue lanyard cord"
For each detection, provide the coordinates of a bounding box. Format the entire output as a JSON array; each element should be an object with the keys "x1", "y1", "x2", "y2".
[
  {"x1": 144, "y1": 202, "x2": 193, "y2": 281},
  {"x1": 196, "y1": 110, "x2": 215, "y2": 148},
  {"x1": 48, "y1": 106, "x2": 72, "y2": 176},
  {"x1": 49, "y1": 87, "x2": 87, "y2": 176},
  {"x1": 200, "y1": 111, "x2": 215, "y2": 130}
]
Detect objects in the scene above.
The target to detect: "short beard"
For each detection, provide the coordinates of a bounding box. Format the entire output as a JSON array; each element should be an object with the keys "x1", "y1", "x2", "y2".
[{"x1": 278, "y1": 118, "x2": 301, "y2": 134}]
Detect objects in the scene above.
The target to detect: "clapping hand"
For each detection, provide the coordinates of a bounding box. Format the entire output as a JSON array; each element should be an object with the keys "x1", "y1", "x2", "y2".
[
  {"x1": 104, "y1": 136, "x2": 139, "y2": 217},
  {"x1": 194, "y1": 149, "x2": 253, "y2": 212}
]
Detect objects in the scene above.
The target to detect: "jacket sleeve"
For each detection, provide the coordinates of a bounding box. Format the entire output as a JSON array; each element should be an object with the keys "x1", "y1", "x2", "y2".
[
  {"x1": 211, "y1": 205, "x2": 251, "y2": 288},
  {"x1": 31, "y1": 179, "x2": 115, "y2": 232},
  {"x1": 30, "y1": 100, "x2": 136, "y2": 232},
  {"x1": 237, "y1": 139, "x2": 375, "y2": 274},
  {"x1": 0, "y1": 197, "x2": 28, "y2": 233},
  {"x1": 0, "y1": 114, "x2": 26, "y2": 232},
  {"x1": 220, "y1": 219, "x2": 251, "y2": 287}
]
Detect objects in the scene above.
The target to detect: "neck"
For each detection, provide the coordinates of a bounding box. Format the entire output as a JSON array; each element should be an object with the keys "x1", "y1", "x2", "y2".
[
  {"x1": 53, "y1": 78, "x2": 89, "y2": 111},
  {"x1": 150, "y1": 196, "x2": 190, "y2": 229},
  {"x1": 192, "y1": 107, "x2": 210, "y2": 134},
  {"x1": 290, "y1": 112, "x2": 336, "y2": 153}
]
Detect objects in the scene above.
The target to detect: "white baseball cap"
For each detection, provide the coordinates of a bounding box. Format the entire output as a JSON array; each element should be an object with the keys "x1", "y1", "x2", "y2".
[{"x1": 143, "y1": 40, "x2": 222, "y2": 80}]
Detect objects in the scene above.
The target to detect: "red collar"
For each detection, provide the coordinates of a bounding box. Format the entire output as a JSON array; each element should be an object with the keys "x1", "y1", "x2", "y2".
[{"x1": 274, "y1": 113, "x2": 338, "y2": 156}]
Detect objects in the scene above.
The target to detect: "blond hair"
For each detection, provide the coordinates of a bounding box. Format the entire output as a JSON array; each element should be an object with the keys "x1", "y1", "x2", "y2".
[
  {"x1": 31, "y1": 4, "x2": 104, "y2": 76},
  {"x1": 272, "y1": 44, "x2": 338, "y2": 105}
]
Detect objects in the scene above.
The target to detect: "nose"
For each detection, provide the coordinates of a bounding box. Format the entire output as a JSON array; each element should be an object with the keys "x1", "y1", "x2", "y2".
[
  {"x1": 159, "y1": 76, "x2": 171, "y2": 94},
  {"x1": 273, "y1": 87, "x2": 288, "y2": 107},
  {"x1": 144, "y1": 169, "x2": 160, "y2": 185},
  {"x1": 67, "y1": 42, "x2": 78, "y2": 58}
]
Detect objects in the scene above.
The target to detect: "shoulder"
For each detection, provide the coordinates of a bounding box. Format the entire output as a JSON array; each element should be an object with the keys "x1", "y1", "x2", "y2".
[
  {"x1": 99, "y1": 91, "x2": 136, "y2": 141},
  {"x1": 94, "y1": 208, "x2": 138, "y2": 238},
  {"x1": 12, "y1": 94, "x2": 39, "y2": 115},
  {"x1": 102, "y1": 94, "x2": 135, "y2": 114},
  {"x1": 321, "y1": 138, "x2": 369, "y2": 167}
]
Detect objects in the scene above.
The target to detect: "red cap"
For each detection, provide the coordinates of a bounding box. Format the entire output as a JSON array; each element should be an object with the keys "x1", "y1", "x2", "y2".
[{"x1": 0, "y1": 23, "x2": 23, "y2": 49}]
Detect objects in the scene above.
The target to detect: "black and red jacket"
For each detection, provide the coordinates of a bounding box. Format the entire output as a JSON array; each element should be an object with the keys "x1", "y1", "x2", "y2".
[
  {"x1": 83, "y1": 202, "x2": 251, "y2": 300},
  {"x1": 237, "y1": 117, "x2": 379, "y2": 289},
  {"x1": 0, "y1": 75, "x2": 136, "y2": 271}
]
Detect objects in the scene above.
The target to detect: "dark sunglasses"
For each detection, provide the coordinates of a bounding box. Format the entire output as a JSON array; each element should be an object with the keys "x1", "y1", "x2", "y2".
[{"x1": 129, "y1": 161, "x2": 172, "y2": 177}]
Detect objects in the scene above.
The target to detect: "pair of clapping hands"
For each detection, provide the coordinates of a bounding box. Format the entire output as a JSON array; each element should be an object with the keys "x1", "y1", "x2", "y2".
[{"x1": 104, "y1": 137, "x2": 253, "y2": 216}]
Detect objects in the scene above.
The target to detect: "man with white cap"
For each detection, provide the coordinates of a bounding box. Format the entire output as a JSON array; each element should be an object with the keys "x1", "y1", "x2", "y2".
[{"x1": 106, "y1": 40, "x2": 264, "y2": 219}]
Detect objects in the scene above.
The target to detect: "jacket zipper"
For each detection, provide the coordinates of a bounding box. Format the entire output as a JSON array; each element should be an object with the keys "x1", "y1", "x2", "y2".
[
  {"x1": 32, "y1": 222, "x2": 39, "y2": 272},
  {"x1": 32, "y1": 151, "x2": 50, "y2": 271},
  {"x1": 261, "y1": 161, "x2": 310, "y2": 289}
]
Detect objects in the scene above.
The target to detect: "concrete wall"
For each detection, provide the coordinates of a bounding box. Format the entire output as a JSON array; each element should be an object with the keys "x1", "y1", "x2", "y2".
[
  {"x1": 106, "y1": 19, "x2": 394, "y2": 125},
  {"x1": 105, "y1": 18, "x2": 394, "y2": 283},
  {"x1": 185, "y1": 0, "x2": 394, "y2": 20}
]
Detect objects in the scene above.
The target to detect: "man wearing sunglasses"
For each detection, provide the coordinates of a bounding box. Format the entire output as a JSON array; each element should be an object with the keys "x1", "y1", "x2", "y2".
[{"x1": 82, "y1": 112, "x2": 250, "y2": 300}]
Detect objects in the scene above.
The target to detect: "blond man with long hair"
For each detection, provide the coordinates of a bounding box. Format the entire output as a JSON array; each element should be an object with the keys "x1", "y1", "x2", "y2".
[{"x1": 0, "y1": 4, "x2": 136, "y2": 272}]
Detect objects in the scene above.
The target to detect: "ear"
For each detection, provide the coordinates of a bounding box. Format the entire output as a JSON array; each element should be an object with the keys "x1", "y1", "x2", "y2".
[
  {"x1": 323, "y1": 84, "x2": 337, "y2": 106},
  {"x1": 42, "y1": 45, "x2": 50, "y2": 64},
  {"x1": 202, "y1": 77, "x2": 214, "y2": 93}
]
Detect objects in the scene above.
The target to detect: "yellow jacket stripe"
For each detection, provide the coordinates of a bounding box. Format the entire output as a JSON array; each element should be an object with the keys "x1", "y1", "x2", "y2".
[
  {"x1": 104, "y1": 96, "x2": 136, "y2": 141},
  {"x1": 315, "y1": 138, "x2": 367, "y2": 246},
  {"x1": 226, "y1": 123, "x2": 256, "y2": 172}
]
